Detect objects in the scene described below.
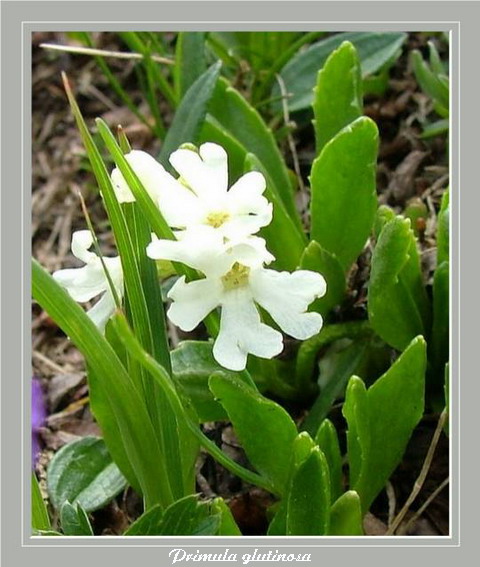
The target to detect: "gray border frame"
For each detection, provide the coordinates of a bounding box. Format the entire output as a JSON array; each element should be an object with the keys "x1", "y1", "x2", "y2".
[{"x1": 2, "y1": 1, "x2": 475, "y2": 565}]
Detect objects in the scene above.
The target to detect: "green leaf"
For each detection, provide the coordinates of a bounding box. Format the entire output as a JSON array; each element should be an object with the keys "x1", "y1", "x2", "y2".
[
  {"x1": 411, "y1": 49, "x2": 449, "y2": 111},
  {"x1": 121, "y1": 203, "x2": 194, "y2": 501},
  {"x1": 244, "y1": 153, "x2": 306, "y2": 271},
  {"x1": 343, "y1": 336, "x2": 426, "y2": 513},
  {"x1": 373, "y1": 204, "x2": 396, "y2": 239},
  {"x1": 444, "y1": 363, "x2": 450, "y2": 436},
  {"x1": 97, "y1": 119, "x2": 219, "y2": 338},
  {"x1": 171, "y1": 341, "x2": 251, "y2": 422},
  {"x1": 159, "y1": 61, "x2": 221, "y2": 165},
  {"x1": 110, "y1": 311, "x2": 273, "y2": 495},
  {"x1": 295, "y1": 320, "x2": 372, "y2": 391},
  {"x1": 60, "y1": 502, "x2": 94, "y2": 536},
  {"x1": 420, "y1": 118, "x2": 449, "y2": 139},
  {"x1": 302, "y1": 340, "x2": 367, "y2": 435},
  {"x1": 286, "y1": 447, "x2": 331, "y2": 535},
  {"x1": 274, "y1": 32, "x2": 407, "y2": 112},
  {"x1": 313, "y1": 41, "x2": 363, "y2": 153},
  {"x1": 430, "y1": 261, "x2": 449, "y2": 379},
  {"x1": 47, "y1": 437, "x2": 127, "y2": 513},
  {"x1": 122, "y1": 203, "x2": 171, "y2": 371},
  {"x1": 300, "y1": 240, "x2": 346, "y2": 316},
  {"x1": 32, "y1": 260, "x2": 171, "y2": 508},
  {"x1": 205, "y1": 77, "x2": 301, "y2": 225},
  {"x1": 315, "y1": 419, "x2": 344, "y2": 503},
  {"x1": 32, "y1": 473, "x2": 51, "y2": 532},
  {"x1": 310, "y1": 116, "x2": 378, "y2": 271},
  {"x1": 209, "y1": 374, "x2": 298, "y2": 494},
  {"x1": 368, "y1": 217, "x2": 431, "y2": 351},
  {"x1": 158, "y1": 496, "x2": 210, "y2": 535},
  {"x1": 126, "y1": 495, "x2": 220, "y2": 536},
  {"x1": 211, "y1": 497, "x2": 242, "y2": 535},
  {"x1": 437, "y1": 189, "x2": 450, "y2": 265},
  {"x1": 124, "y1": 504, "x2": 164, "y2": 535},
  {"x1": 329, "y1": 491, "x2": 363, "y2": 535},
  {"x1": 175, "y1": 32, "x2": 207, "y2": 98}
]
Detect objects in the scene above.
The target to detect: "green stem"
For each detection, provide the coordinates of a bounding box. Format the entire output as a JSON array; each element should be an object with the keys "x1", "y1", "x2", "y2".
[{"x1": 112, "y1": 312, "x2": 278, "y2": 496}]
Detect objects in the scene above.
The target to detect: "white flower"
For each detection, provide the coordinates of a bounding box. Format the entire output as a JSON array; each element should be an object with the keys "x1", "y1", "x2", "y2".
[
  {"x1": 111, "y1": 142, "x2": 273, "y2": 240},
  {"x1": 53, "y1": 230, "x2": 124, "y2": 332},
  {"x1": 147, "y1": 228, "x2": 326, "y2": 371}
]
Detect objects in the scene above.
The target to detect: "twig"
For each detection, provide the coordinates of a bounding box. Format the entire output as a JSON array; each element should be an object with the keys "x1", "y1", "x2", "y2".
[
  {"x1": 386, "y1": 481, "x2": 397, "y2": 528},
  {"x1": 32, "y1": 350, "x2": 71, "y2": 375},
  {"x1": 386, "y1": 409, "x2": 448, "y2": 535},
  {"x1": 40, "y1": 43, "x2": 175, "y2": 66},
  {"x1": 275, "y1": 73, "x2": 306, "y2": 195},
  {"x1": 399, "y1": 477, "x2": 449, "y2": 535}
]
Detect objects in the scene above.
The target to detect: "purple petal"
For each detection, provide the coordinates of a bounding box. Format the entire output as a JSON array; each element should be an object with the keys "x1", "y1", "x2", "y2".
[{"x1": 32, "y1": 377, "x2": 46, "y2": 465}]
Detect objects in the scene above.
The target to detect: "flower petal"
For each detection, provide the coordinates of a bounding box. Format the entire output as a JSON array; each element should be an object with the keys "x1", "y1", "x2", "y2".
[
  {"x1": 227, "y1": 236, "x2": 275, "y2": 268},
  {"x1": 71, "y1": 230, "x2": 96, "y2": 263},
  {"x1": 111, "y1": 150, "x2": 203, "y2": 227},
  {"x1": 250, "y1": 268, "x2": 327, "y2": 340},
  {"x1": 169, "y1": 142, "x2": 228, "y2": 201},
  {"x1": 221, "y1": 204, "x2": 273, "y2": 240},
  {"x1": 167, "y1": 276, "x2": 222, "y2": 331},
  {"x1": 111, "y1": 150, "x2": 164, "y2": 203},
  {"x1": 53, "y1": 261, "x2": 110, "y2": 302},
  {"x1": 146, "y1": 227, "x2": 235, "y2": 278},
  {"x1": 53, "y1": 255, "x2": 123, "y2": 303},
  {"x1": 86, "y1": 292, "x2": 116, "y2": 332},
  {"x1": 213, "y1": 289, "x2": 284, "y2": 371}
]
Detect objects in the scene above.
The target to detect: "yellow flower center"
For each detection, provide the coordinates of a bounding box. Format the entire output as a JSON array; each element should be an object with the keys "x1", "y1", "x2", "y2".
[
  {"x1": 221, "y1": 262, "x2": 250, "y2": 291},
  {"x1": 205, "y1": 210, "x2": 231, "y2": 228}
]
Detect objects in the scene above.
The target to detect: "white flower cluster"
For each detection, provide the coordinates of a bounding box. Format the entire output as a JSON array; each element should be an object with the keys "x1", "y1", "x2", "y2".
[{"x1": 54, "y1": 143, "x2": 326, "y2": 371}]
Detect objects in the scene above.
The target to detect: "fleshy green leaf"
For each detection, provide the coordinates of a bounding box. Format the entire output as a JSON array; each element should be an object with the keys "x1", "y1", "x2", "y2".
[
  {"x1": 32, "y1": 473, "x2": 51, "y2": 532},
  {"x1": 315, "y1": 419, "x2": 344, "y2": 503},
  {"x1": 302, "y1": 340, "x2": 367, "y2": 436},
  {"x1": 32, "y1": 260, "x2": 171, "y2": 508},
  {"x1": 209, "y1": 374, "x2": 298, "y2": 494},
  {"x1": 343, "y1": 336, "x2": 426, "y2": 513},
  {"x1": 211, "y1": 497, "x2": 242, "y2": 535},
  {"x1": 373, "y1": 204, "x2": 396, "y2": 239},
  {"x1": 47, "y1": 437, "x2": 127, "y2": 513},
  {"x1": 300, "y1": 240, "x2": 346, "y2": 316},
  {"x1": 437, "y1": 189, "x2": 450, "y2": 265},
  {"x1": 125, "y1": 495, "x2": 220, "y2": 536},
  {"x1": 313, "y1": 41, "x2": 363, "y2": 153},
  {"x1": 124, "y1": 504, "x2": 164, "y2": 535},
  {"x1": 368, "y1": 217, "x2": 431, "y2": 351},
  {"x1": 204, "y1": 77, "x2": 301, "y2": 225},
  {"x1": 174, "y1": 32, "x2": 207, "y2": 98},
  {"x1": 60, "y1": 502, "x2": 94, "y2": 536},
  {"x1": 286, "y1": 447, "x2": 331, "y2": 535},
  {"x1": 171, "y1": 341, "x2": 251, "y2": 422},
  {"x1": 244, "y1": 153, "x2": 306, "y2": 271},
  {"x1": 274, "y1": 32, "x2": 407, "y2": 112},
  {"x1": 329, "y1": 491, "x2": 363, "y2": 535},
  {"x1": 420, "y1": 119, "x2": 449, "y2": 138},
  {"x1": 310, "y1": 116, "x2": 378, "y2": 271},
  {"x1": 430, "y1": 261, "x2": 449, "y2": 381},
  {"x1": 411, "y1": 49, "x2": 449, "y2": 111},
  {"x1": 159, "y1": 61, "x2": 221, "y2": 165}
]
